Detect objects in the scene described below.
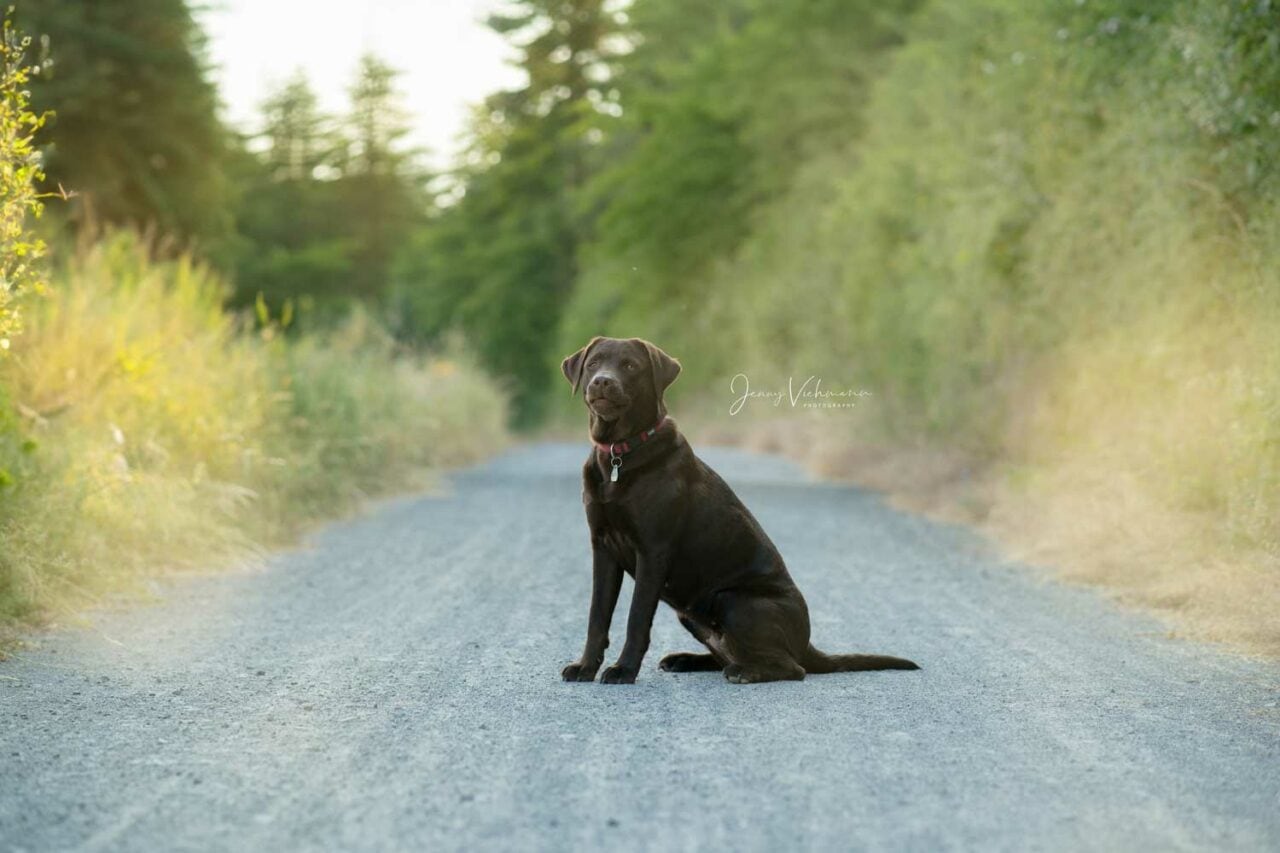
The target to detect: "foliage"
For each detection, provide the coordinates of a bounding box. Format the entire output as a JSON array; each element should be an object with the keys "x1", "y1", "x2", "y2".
[
  {"x1": 393, "y1": 2, "x2": 918, "y2": 422},
  {"x1": 16, "y1": 0, "x2": 230, "y2": 244},
  {"x1": 576, "y1": 0, "x2": 918, "y2": 310},
  {"x1": 4, "y1": 0, "x2": 1277, "y2": 644},
  {"x1": 539, "y1": 0, "x2": 921, "y2": 394},
  {"x1": 17, "y1": 2, "x2": 430, "y2": 313},
  {"x1": 0, "y1": 233, "x2": 507, "y2": 631},
  {"x1": 528, "y1": 0, "x2": 1280, "y2": 560},
  {"x1": 552, "y1": 0, "x2": 1279, "y2": 644},
  {"x1": 227, "y1": 57, "x2": 428, "y2": 319},
  {"x1": 0, "y1": 6, "x2": 508, "y2": 636},
  {"x1": 0, "y1": 10, "x2": 47, "y2": 352},
  {"x1": 342, "y1": 55, "x2": 430, "y2": 302},
  {"x1": 393, "y1": 0, "x2": 622, "y2": 424}
]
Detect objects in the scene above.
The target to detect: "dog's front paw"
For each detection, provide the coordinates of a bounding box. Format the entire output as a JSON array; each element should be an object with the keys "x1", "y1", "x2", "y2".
[
  {"x1": 561, "y1": 661, "x2": 599, "y2": 682},
  {"x1": 599, "y1": 663, "x2": 638, "y2": 685}
]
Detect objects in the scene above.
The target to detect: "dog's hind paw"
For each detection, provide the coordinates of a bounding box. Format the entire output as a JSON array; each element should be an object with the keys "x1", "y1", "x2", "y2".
[
  {"x1": 723, "y1": 663, "x2": 805, "y2": 684},
  {"x1": 659, "y1": 652, "x2": 722, "y2": 672}
]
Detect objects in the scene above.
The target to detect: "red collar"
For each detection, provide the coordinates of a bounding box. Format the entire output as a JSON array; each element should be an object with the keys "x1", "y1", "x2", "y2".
[{"x1": 593, "y1": 416, "x2": 668, "y2": 458}]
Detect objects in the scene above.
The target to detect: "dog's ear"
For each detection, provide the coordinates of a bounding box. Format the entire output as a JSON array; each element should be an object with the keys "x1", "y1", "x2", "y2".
[
  {"x1": 561, "y1": 336, "x2": 603, "y2": 395},
  {"x1": 640, "y1": 339, "x2": 681, "y2": 398}
]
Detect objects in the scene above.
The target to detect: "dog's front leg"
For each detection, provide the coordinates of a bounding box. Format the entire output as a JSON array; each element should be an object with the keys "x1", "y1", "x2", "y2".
[
  {"x1": 562, "y1": 545, "x2": 623, "y2": 682},
  {"x1": 600, "y1": 548, "x2": 669, "y2": 684}
]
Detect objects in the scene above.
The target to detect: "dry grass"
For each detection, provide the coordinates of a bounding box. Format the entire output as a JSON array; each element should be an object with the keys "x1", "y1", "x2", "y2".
[
  {"x1": 691, "y1": 400, "x2": 1279, "y2": 659},
  {"x1": 0, "y1": 234, "x2": 508, "y2": 646}
]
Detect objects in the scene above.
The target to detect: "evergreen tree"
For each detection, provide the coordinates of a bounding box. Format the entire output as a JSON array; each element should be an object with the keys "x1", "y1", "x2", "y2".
[
  {"x1": 225, "y1": 74, "x2": 354, "y2": 315},
  {"x1": 230, "y1": 58, "x2": 427, "y2": 318},
  {"x1": 260, "y1": 72, "x2": 332, "y2": 183},
  {"x1": 17, "y1": 0, "x2": 230, "y2": 245},
  {"x1": 396, "y1": 0, "x2": 621, "y2": 424},
  {"x1": 341, "y1": 54, "x2": 426, "y2": 302}
]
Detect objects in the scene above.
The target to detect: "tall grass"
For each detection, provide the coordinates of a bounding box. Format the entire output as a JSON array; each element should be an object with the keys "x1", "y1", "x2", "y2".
[{"x1": 0, "y1": 234, "x2": 507, "y2": 635}]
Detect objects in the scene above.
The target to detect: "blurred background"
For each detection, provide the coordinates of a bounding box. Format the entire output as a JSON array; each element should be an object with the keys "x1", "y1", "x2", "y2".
[{"x1": 0, "y1": 1, "x2": 1277, "y2": 654}]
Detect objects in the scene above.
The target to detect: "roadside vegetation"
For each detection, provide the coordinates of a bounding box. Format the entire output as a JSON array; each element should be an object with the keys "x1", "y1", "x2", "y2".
[
  {"x1": 0, "y1": 233, "x2": 505, "y2": 639},
  {"x1": 418, "y1": 0, "x2": 1280, "y2": 655},
  {"x1": 7, "y1": 0, "x2": 1278, "y2": 654},
  {"x1": 0, "y1": 9, "x2": 506, "y2": 643},
  {"x1": 670, "y1": 0, "x2": 1280, "y2": 655},
  {"x1": 0, "y1": 234, "x2": 505, "y2": 641}
]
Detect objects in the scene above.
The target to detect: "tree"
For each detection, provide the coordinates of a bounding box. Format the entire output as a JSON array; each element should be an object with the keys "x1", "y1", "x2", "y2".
[
  {"x1": 395, "y1": 0, "x2": 622, "y2": 424},
  {"x1": 579, "y1": 0, "x2": 921, "y2": 304},
  {"x1": 260, "y1": 72, "x2": 331, "y2": 183},
  {"x1": 226, "y1": 74, "x2": 352, "y2": 316},
  {"x1": 17, "y1": 0, "x2": 230, "y2": 246},
  {"x1": 340, "y1": 54, "x2": 427, "y2": 302},
  {"x1": 228, "y1": 59, "x2": 427, "y2": 319}
]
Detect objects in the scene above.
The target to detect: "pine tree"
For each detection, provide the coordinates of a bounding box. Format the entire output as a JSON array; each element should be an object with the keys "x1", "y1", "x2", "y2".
[
  {"x1": 260, "y1": 73, "x2": 331, "y2": 183},
  {"x1": 17, "y1": 0, "x2": 230, "y2": 245},
  {"x1": 225, "y1": 74, "x2": 354, "y2": 315},
  {"x1": 229, "y1": 57, "x2": 428, "y2": 316},
  {"x1": 397, "y1": 0, "x2": 622, "y2": 424},
  {"x1": 341, "y1": 54, "x2": 426, "y2": 302}
]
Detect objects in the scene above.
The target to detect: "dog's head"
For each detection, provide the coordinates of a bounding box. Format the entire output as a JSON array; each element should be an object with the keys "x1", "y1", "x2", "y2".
[{"x1": 561, "y1": 337, "x2": 681, "y2": 436}]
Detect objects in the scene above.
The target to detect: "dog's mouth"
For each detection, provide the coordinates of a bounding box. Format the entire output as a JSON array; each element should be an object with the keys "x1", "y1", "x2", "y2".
[{"x1": 586, "y1": 393, "x2": 629, "y2": 419}]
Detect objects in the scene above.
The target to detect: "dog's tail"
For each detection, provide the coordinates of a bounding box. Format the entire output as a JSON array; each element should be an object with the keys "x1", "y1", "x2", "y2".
[{"x1": 803, "y1": 644, "x2": 919, "y2": 673}]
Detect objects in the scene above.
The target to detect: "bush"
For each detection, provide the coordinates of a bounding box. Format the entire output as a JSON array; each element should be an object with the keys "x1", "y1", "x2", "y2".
[
  {"x1": 0, "y1": 12, "x2": 48, "y2": 351},
  {"x1": 0, "y1": 234, "x2": 507, "y2": 632}
]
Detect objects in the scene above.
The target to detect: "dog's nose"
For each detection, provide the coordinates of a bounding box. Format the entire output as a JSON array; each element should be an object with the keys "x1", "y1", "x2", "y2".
[{"x1": 589, "y1": 374, "x2": 618, "y2": 392}]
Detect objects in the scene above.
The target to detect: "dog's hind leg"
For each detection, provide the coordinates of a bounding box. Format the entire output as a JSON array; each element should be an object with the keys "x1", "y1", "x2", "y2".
[
  {"x1": 659, "y1": 614, "x2": 727, "y2": 672},
  {"x1": 716, "y1": 593, "x2": 809, "y2": 684}
]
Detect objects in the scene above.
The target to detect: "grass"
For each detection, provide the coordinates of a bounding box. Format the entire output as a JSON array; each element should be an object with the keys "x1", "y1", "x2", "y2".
[
  {"x1": 694, "y1": 403, "x2": 1279, "y2": 658},
  {"x1": 0, "y1": 233, "x2": 507, "y2": 644}
]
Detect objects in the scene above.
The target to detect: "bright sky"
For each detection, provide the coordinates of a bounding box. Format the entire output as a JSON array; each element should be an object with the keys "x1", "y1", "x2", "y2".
[{"x1": 200, "y1": 0, "x2": 524, "y2": 169}]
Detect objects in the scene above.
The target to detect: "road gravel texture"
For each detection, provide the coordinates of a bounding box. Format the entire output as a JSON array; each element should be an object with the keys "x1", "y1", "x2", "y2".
[{"x1": 1, "y1": 442, "x2": 1277, "y2": 852}]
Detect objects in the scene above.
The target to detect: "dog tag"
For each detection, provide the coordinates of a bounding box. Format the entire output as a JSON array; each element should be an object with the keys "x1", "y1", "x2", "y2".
[{"x1": 610, "y1": 458, "x2": 621, "y2": 482}]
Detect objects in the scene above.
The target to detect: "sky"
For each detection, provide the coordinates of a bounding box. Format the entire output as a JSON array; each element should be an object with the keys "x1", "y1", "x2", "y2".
[{"x1": 200, "y1": 0, "x2": 524, "y2": 169}]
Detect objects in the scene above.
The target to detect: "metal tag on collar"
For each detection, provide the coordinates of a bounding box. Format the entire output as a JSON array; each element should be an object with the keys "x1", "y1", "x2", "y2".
[{"x1": 609, "y1": 448, "x2": 622, "y2": 482}]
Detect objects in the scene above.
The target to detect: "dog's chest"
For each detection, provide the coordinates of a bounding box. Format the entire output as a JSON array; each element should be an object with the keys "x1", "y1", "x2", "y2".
[
  {"x1": 594, "y1": 474, "x2": 628, "y2": 505},
  {"x1": 590, "y1": 502, "x2": 641, "y2": 568},
  {"x1": 598, "y1": 503, "x2": 637, "y2": 544}
]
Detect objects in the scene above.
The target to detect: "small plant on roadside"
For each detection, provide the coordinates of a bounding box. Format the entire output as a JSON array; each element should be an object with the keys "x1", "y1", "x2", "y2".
[{"x1": 0, "y1": 7, "x2": 49, "y2": 352}]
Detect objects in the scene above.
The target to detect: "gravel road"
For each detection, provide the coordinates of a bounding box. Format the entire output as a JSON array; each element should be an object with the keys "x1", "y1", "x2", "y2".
[{"x1": 1, "y1": 442, "x2": 1277, "y2": 852}]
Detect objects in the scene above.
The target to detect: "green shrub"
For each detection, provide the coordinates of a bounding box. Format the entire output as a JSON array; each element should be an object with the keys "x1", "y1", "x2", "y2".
[{"x1": 0, "y1": 11, "x2": 47, "y2": 352}]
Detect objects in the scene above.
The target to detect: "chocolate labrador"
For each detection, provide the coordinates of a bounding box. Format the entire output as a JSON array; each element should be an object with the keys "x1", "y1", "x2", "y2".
[{"x1": 560, "y1": 336, "x2": 919, "y2": 684}]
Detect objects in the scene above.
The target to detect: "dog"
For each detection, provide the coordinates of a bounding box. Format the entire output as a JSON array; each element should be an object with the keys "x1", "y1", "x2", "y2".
[{"x1": 559, "y1": 336, "x2": 919, "y2": 684}]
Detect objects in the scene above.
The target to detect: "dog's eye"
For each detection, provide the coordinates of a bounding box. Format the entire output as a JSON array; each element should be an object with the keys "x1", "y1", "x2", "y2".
[
  {"x1": 622, "y1": 361, "x2": 636, "y2": 371},
  {"x1": 587, "y1": 360, "x2": 598, "y2": 369}
]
